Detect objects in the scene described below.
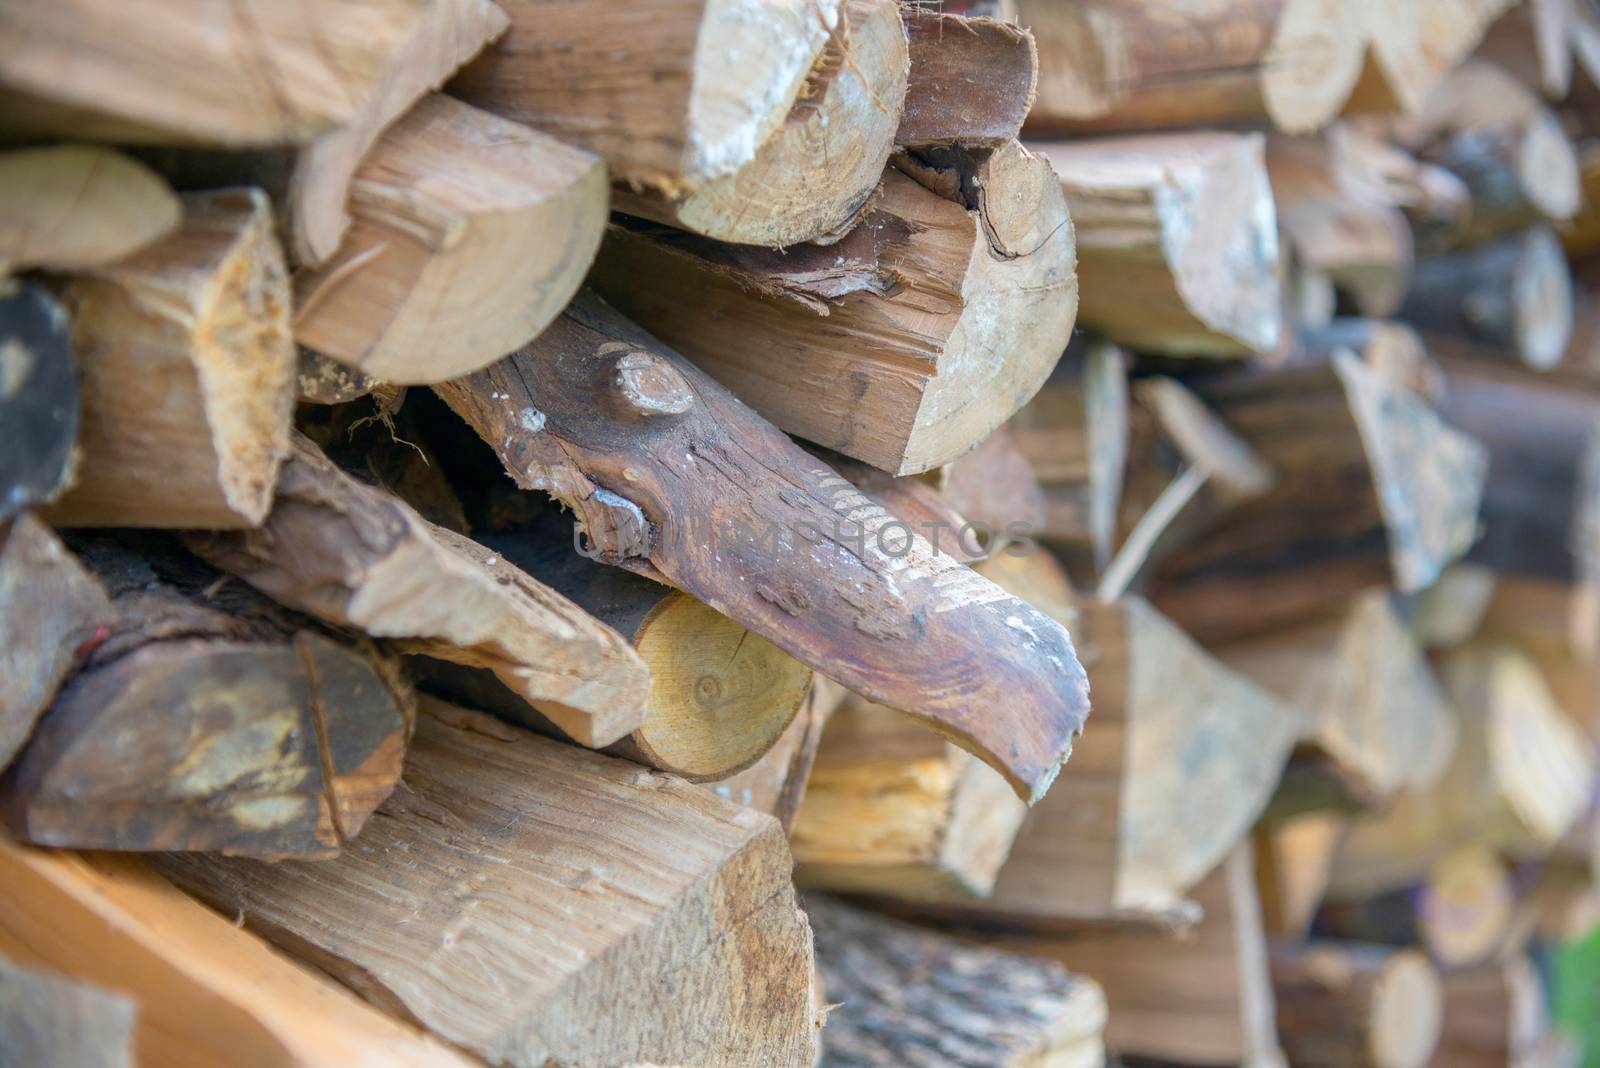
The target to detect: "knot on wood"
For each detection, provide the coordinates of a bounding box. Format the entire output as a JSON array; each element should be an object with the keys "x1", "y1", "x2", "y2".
[{"x1": 609, "y1": 350, "x2": 694, "y2": 418}]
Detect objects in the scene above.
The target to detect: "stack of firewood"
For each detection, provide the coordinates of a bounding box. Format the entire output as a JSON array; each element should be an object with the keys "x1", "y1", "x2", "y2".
[{"x1": 3, "y1": 1, "x2": 1599, "y2": 1065}]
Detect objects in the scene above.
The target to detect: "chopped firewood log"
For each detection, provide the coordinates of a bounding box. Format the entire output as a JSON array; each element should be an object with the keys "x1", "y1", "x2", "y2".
[
  {"x1": 455, "y1": 0, "x2": 907, "y2": 247},
  {"x1": 1327, "y1": 643, "x2": 1597, "y2": 899},
  {"x1": 1219, "y1": 590, "x2": 1458, "y2": 812},
  {"x1": 0, "y1": 516, "x2": 111, "y2": 770},
  {"x1": 0, "y1": 951, "x2": 135, "y2": 1068},
  {"x1": 1001, "y1": 845, "x2": 1284, "y2": 1067},
  {"x1": 183, "y1": 432, "x2": 651, "y2": 749},
  {"x1": 791, "y1": 691, "x2": 1029, "y2": 899},
  {"x1": 160, "y1": 698, "x2": 823, "y2": 1068},
  {"x1": 711, "y1": 679, "x2": 832, "y2": 832},
  {"x1": 434, "y1": 295, "x2": 1090, "y2": 804},
  {"x1": 806, "y1": 895, "x2": 1109, "y2": 1068},
  {"x1": 1400, "y1": 227, "x2": 1574, "y2": 370},
  {"x1": 42, "y1": 189, "x2": 294, "y2": 529},
  {"x1": 1478, "y1": 0, "x2": 1579, "y2": 98},
  {"x1": 1147, "y1": 348, "x2": 1487, "y2": 643},
  {"x1": 1256, "y1": 813, "x2": 1346, "y2": 939},
  {"x1": 0, "y1": 0, "x2": 429, "y2": 146},
  {"x1": 1428, "y1": 958, "x2": 1550, "y2": 1068},
  {"x1": 1018, "y1": 0, "x2": 1365, "y2": 134},
  {"x1": 592, "y1": 141, "x2": 1077, "y2": 475},
  {"x1": 0, "y1": 843, "x2": 473, "y2": 1067},
  {"x1": 932, "y1": 427, "x2": 1046, "y2": 556},
  {"x1": 292, "y1": 94, "x2": 607, "y2": 385},
  {"x1": 898, "y1": 9, "x2": 1036, "y2": 149},
  {"x1": 0, "y1": 282, "x2": 77, "y2": 522},
  {"x1": 1034, "y1": 132, "x2": 1282, "y2": 357},
  {"x1": 0, "y1": 146, "x2": 179, "y2": 274},
  {"x1": 1523, "y1": 636, "x2": 1600, "y2": 742},
  {"x1": 1346, "y1": 0, "x2": 1516, "y2": 116},
  {"x1": 1271, "y1": 943, "x2": 1444, "y2": 1068},
  {"x1": 1417, "y1": 845, "x2": 1518, "y2": 969},
  {"x1": 2, "y1": 533, "x2": 413, "y2": 857}
]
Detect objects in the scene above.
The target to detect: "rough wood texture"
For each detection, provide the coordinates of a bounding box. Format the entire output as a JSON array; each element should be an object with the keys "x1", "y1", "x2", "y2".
[
  {"x1": 0, "y1": 146, "x2": 179, "y2": 273},
  {"x1": 0, "y1": 842, "x2": 473, "y2": 1068},
  {"x1": 0, "y1": 950, "x2": 135, "y2": 1068},
  {"x1": 0, "y1": 516, "x2": 112, "y2": 771},
  {"x1": 161, "y1": 698, "x2": 823, "y2": 1068},
  {"x1": 43, "y1": 189, "x2": 295, "y2": 529},
  {"x1": 595, "y1": 140, "x2": 1076, "y2": 474},
  {"x1": 1346, "y1": 0, "x2": 1515, "y2": 115},
  {"x1": 1034, "y1": 132, "x2": 1282, "y2": 357},
  {"x1": 1019, "y1": 0, "x2": 1365, "y2": 134},
  {"x1": 2, "y1": 534, "x2": 413, "y2": 858},
  {"x1": 434, "y1": 296, "x2": 1090, "y2": 804},
  {"x1": 1427, "y1": 958, "x2": 1549, "y2": 1068},
  {"x1": 293, "y1": 93, "x2": 607, "y2": 384},
  {"x1": 1271, "y1": 944, "x2": 1444, "y2": 1068},
  {"x1": 0, "y1": 0, "x2": 429, "y2": 146},
  {"x1": 0, "y1": 282, "x2": 77, "y2": 522},
  {"x1": 184, "y1": 432, "x2": 650, "y2": 749},
  {"x1": 898, "y1": 9, "x2": 1036, "y2": 148},
  {"x1": 807, "y1": 895, "x2": 1108, "y2": 1068}
]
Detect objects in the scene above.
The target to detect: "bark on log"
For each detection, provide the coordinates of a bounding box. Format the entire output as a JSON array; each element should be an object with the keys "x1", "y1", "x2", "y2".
[
  {"x1": 0, "y1": 146, "x2": 179, "y2": 274},
  {"x1": 592, "y1": 140, "x2": 1077, "y2": 475},
  {"x1": 160, "y1": 697, "x2": 823, "y2": 1068},
  {"x1": 1271, "y1": 944, "x2": 1444, "y2": 1068},
  {"x1": 2, "y1": 533, "x2": 413, "y2": 858},
  {"x1": 0, "y1": 842, "x2": 473, "y2": 1068},
  {"x1": 42, "y1": 189, "x2": 295, "y2": 529},
  {"x1": 0, "y1": 282, "x2": 77, "y2": 523},
  {"x1": 1034, "y1": 132, "x2": 1282, "y2": 357},
  {"x1": 0, "y1": 951, "x2": 135, "y2": 1068},
  {"x1": 433, "y1": 295, "x2": 1090, "y2": 804},
  {"x1": 898, "y1": 9, "x2": 1036, "y2": 149}
]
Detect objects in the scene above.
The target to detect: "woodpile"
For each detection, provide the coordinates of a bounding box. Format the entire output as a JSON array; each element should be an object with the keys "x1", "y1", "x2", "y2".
[{"x1": 5, "y1": 2, "x2": 1600, "y2": 1066}]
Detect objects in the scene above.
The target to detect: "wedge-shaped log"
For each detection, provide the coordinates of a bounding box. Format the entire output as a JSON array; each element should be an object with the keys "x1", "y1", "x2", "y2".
[
  {"x1": 807, "y1": 895, "x2": 1108, "y2": 1068},
  {"x1": 592, "y1": 142, "x2": 1078, "y2": 475},
  {"x1": 160, "y1": 698, "x2": 823, "y2": 1068},
  {"x1": 1272, "y1": 944, "x2": 1444, "y2": 1068},
  {"x1": 0, "y1": 283, "x2": 77, "y2": 522},
  {"x1": 1034, "y1": 133, "x2": 1282, "y2": 357},
  {"x1": 0, "y1": 950, "x2": 135, "y2": 1068},
  {"x1": 456, "y1": 0, "x2": 907, "y2": 246},
  {"x1": 435, "y1": 296, "x2": 1090, "y2": 803},
  {"x1": 1256, "y1": 813, "x2": 1347, "y2": 938},
  {"x1": 293, "y1": 94, "x2": 607, "y2": 384},
  {"x1": 1019, "y1": 0, "x2": 1365, "y2": 134},
  {"x1": 1347, "y1": 0, "x2": 1515, "y2": 115},
  {"x1": 0, "y1": 146, "x2": 178, "y2": 273},
  {"x1": 43, "y1": 189, "x2": 295, "y2": 529},
  {"x1": 2, "y1": 534, "x2": 413, "y2": 857},
  {"x1": 0, "y1": 842, "x2": 472, "y2": 1067},
  {"x1": 898, "y1": 9, "x2": 1036, "y2": 149},
  {"x1": 184, "y1": 433, "x2": 650, "y2": 749}
]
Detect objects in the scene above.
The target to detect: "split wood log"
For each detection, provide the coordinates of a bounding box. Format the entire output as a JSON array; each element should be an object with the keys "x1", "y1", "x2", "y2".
[
  {"x1": 183, "y1": 432, "x2": 651, "y2": 749},
  {"x1": 42, "y1": 189, "x2": 295, "y2": 529},
  {"x1": 0, "y1": 0, "x2": 430, "y2": 146},
  {"x1": 1428, "y1": 958, "x2": 1550, "y2": 1068},
  {"x1": 1271, "y1": 944, "x2": 1444, "y2": 1068},
  {"x1": 711, "y1": 678, "x2": 832, "y2": 832},
  {"x1": 1001, "y1": 845, "x2": 1286, "y2": 1068},
  {"x1": 791, "y1": 691, "x2": 1029, "y2": 899},
  {"x1": 1417, "y1": 845, "x2": 1518, "y2": 969},
  {"x1": 592, "y1": 141, "x2": 1077, "y2": 475},
  {"x1": 0, "y1": 516, "x2": 112, "y2": 771},
  {"x1": 160, "y1": 697, "x2": 823, "y2": 1068},
  {"x1": 1018, "y1": 0, "x2": 1365, "y2": 134},
  {"x1": 2, "y1": 533, "x2": 413, "y2": 858},
  {"x1": 0, "y1": 146, "x2": 179, "y2": 274},
  {"x1": 0, "y1": 282, "x2": 77, "y2": 522},
  {"x1": 806, "y1": 895, "x2": 1108, "y2": 1068},
  {"x1": 1034, "y1": 132, "x2": 1282, "y2": 357},
  {"x1": 1327, "y1": 642, "x2": 1597, "y2": 900},
  {"x1": 1400, "y1": 227, "x2": 1574, "y2": 371},
  {"x1": 1147, "y1": 348, "x2": 1487, "y2": 643},
  {"x1": 433, "y1": 295, "x2": 1090, "y2": 803},
  {"x1": 292, "y1": 93, "x2": 607, "y2": 384},
  {"x1": 1256, "y1": 813, "x2": 1347, "y2": 939},
  {"x1": 1346, "y1": 0, "x2": 1516, "y2": 116},
  {"x1": 0, "y1": 950, "x2": 135, "y2": 1068},
  {"x1": 1219, "y1": 590, "x2": 1458, "y2": 811},
  {"x1": 455, "y1": 0, "x2": 907, "y2": 247},
  {"x1": 898, "y1": 9, "x2": 1036, "y2": 149},
  {"x1": 0, "y1": 842, "x2": 473, "y2": 1068}
]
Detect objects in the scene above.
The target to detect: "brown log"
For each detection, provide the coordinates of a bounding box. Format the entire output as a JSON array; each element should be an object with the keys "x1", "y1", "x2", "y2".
[
  {"x1": 806, "y1": 895, "x2": 1108, "y2": 1068},
  {"x1": 1427, "y1": 958, "x2": 1550, "y2": 1068},
  {"x1": 455, "y1": 0, "x2": 907, "y2": 247},
  {"x1": 1271, "y1": 944, "x2": 1444, "y2": 1068},
  {"x1": 1346, "y1": 0, "x2": 1515, "y2": 116},
  {"x1": 933, "y1": 426, "x2": 1046, "y2": 556},
  {"x1": 183, "y1": 432, "x2": 651, "y2": 749},
  {"x1": 0, "y1": 146, "x2": 178, "y2": 274},
  {"x1": 0, "y1": 950, "x2": 135, "y2": 1068},
  {"x1": 0, "y1": 0, "x2": 430, "y2": 146},
  {"x1": 1256, "y1": 813, "x2": 1347, "y2": 939},
  {"x1": 0, "y1": 842, "x2": 473, "y2": 1068},
  {"x1": 712, "y1": 678, "x2": 832, "y2": 832},
  {"x1": 0, "y1": 282, "x2": 77, "y2": 522},
  {"x1": 160, "y1": 697, "x2": 823, "y2": 1068},
  {"x1": 1477, "y1": 0, "x2": 1577, "y2": 98},
  {"x1": 433, "y1": 295, "x2": 1090, "y2": 804},
  {"x1": 592, "y1": 140, "x2": 1077, "y2": 475},
  {"x1": 42, "y1": 189, "x2": 295, "y2": 529},
  {"x1": 1034, "y1": 132, "x2": 1282, "y2": 357},
  {"x1": 898, "y1": 9, "x2": 1036, "y2": 149},
  {"x1": 2, "y1": 533, "x2": 413, "y2": 858},
  {"x1": 1019, "y1": 0, "x2": 1365, "y2": 134}
]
